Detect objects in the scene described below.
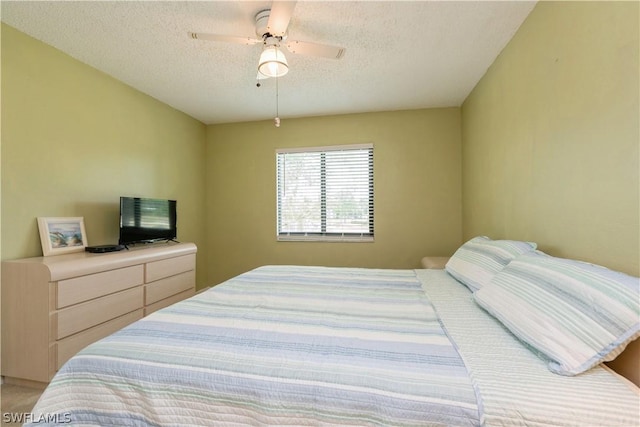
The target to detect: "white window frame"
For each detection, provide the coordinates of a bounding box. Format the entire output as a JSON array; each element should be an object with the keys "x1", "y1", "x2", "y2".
[{"x1": 276, "y1": 143, "x2": 374, "y2": 242}]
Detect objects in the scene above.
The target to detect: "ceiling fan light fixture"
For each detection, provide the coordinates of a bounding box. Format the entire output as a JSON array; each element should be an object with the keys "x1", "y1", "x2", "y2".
[{"x1": 258, "y1": 45, "x2": 289, "y2": 78}]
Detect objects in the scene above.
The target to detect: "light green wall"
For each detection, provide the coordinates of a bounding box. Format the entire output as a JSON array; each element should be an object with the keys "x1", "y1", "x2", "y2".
[
  {"x1": 3, "y1": 0, "x2": 637, "y2": 289},
  {"x1": 461, "y1": 1, "x2": 639, "y2": 276},
  {"x1": 206, "y1": 109, "x2": 462, "y2": 285},
  {"x1": 1, "y1": 24, "x2": 208, "y2": 286}
]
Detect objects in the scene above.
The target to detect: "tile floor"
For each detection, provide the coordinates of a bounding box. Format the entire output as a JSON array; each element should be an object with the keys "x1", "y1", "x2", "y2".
[{"x1": 1, "y1": 384, "x2": 43, "y2": 426}]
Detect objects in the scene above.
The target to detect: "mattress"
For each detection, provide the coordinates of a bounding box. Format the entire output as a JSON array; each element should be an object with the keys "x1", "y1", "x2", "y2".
[{"x1": 27, "y1": 266, "x2": 639, "y2": 426}]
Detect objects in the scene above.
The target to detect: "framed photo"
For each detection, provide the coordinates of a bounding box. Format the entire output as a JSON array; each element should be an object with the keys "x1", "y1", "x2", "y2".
[{"x1": 37, "y1": 217, "x2": 88, "y2": 256}]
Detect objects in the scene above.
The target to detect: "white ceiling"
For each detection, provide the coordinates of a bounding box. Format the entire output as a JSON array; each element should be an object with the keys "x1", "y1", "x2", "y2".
[{"x1": 1, "y1": 1, "x2": 536, "y2": 125}]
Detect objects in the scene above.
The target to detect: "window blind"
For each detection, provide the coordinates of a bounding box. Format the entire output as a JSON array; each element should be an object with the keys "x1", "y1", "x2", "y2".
[{"x1": 276, "y1": 144, "x2": 374, "y2": 241}]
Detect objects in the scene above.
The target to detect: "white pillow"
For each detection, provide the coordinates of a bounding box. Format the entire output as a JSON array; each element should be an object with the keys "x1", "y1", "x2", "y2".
[
  {"x1": 445, "y1": 236, "x2": 537, "y2": 291},
  {"x1": 474, "y1": 251, "x2": 640, "y2": 376}
]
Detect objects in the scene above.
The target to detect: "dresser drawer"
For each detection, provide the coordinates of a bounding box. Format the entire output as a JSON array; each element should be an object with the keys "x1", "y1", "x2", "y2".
[
  {"x1": 57, "y1": 265, "x2": 144, "y2": 309},
  {"x1": 56, "y1": 309, "x2": 143, "y2": 370},
  {"x1": 146, "y1": 254, "x2": 195, "y2": 283},
  {"x1": 55, "y1": 287, "x2": 143, "y2": 339},
  {"x1": 145, "y1": 288, "x2": 195, "y2": 316},
  {"x1": 145, "y1": 270, "x2": 195, "y2": 305}
]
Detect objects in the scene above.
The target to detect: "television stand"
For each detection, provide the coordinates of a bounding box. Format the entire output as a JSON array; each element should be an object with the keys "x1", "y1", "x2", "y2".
[{"x1": 1, "y1": 242, "x2": 197, "y2": 386}]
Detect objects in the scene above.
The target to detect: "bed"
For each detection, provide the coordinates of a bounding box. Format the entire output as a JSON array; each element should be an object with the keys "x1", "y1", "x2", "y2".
[{"x1": 27, "y1": 239, "x2": 639, "y2": 426}]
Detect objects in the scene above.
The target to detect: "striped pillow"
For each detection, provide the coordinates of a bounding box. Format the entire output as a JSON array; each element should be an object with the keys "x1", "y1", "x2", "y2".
[
  {"x1": 445, "y1": 236, "x2": 537, "y2": 291},
  {"x1": 474, "y1": 251, "x2": 640, "y2": 376}
]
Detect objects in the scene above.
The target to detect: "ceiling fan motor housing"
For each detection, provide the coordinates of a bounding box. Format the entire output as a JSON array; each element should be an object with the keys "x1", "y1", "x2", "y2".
[{"x1": 255, "y1": 9, "x2": 285, "y2": 40}]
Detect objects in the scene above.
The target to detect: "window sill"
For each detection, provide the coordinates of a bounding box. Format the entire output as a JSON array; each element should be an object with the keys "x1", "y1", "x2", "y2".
[{"x1": 277, "y1": 235, "x2": 374, "y2": 243}]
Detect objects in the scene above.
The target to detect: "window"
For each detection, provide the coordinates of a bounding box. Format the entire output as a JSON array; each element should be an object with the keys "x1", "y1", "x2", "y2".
[{"x1": 276, "y1": 144, "x2": 374, "y2": 241}]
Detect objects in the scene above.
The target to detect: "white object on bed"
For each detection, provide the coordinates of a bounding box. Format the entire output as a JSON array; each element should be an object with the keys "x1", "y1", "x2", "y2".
[
  {"x1": 418, "y1": 269, "x2": 640, "y2": 427},
  {"x1": 473, "y1": 251, "x2": 640, "y2": 376},
  {"x1": 445, "y1": 236, "x2": 537, "y2": 291}
]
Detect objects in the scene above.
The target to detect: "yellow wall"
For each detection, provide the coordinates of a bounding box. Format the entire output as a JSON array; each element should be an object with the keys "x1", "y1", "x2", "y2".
[
  {"x1": 3, "y1": 1, "x2": 638, "y2": 288},
  {"x1": 1, "y1": 24, "x2": 208, "y2": 286},
  {"x1": 461, "y1": 1, "x2": 639, "y2": 276},
  {"x1": 206, "y1": 109, "x2": 462, "y2": 284}
]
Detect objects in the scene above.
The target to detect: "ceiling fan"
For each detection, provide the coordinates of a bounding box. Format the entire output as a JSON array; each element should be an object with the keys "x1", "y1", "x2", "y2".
[{"x1": 188, "y1": 1, "x2": 346, "y2": 80}]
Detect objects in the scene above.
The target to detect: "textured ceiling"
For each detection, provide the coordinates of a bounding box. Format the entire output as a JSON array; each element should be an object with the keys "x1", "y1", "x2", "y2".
[{"x1": 1, "y1": 1, "x2": 536, "y2": 125}]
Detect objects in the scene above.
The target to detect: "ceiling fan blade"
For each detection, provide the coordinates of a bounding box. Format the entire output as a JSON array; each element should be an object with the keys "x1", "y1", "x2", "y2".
[
  {"x1": 188, "y1": 32, "x2": 262, "y2": 46},
  {"x1": 266, "y1": 1, "x2": 297, "y2": 37},
  {"x1": 285, "y1": 40, "x2": 345, "y2": 60}
]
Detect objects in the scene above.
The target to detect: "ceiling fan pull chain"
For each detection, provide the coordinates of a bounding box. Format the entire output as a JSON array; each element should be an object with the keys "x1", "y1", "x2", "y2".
[{"x1": 275, "y1": 75, "x2": 281, "y2": 128}]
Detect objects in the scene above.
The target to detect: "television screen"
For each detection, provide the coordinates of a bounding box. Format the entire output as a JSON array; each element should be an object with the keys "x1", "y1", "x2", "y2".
[{"x1": 119, "y1": 197, "x2": 177, "y2": 246}]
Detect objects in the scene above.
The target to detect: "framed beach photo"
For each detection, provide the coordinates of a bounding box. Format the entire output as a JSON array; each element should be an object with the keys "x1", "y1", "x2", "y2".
[{"x1": 37, "y1": 217, "x2": 88, "y2": 256}]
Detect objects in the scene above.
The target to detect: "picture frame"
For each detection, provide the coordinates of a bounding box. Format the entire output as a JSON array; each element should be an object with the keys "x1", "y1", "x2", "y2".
[{"x1": 37, "y1": 217, "x2": 88, "y2": 256}]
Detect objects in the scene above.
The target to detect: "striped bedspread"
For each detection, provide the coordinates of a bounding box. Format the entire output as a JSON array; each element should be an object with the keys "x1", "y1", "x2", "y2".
[{"x1": 29, "y1": 266, "x2": 480, "y2": 426}]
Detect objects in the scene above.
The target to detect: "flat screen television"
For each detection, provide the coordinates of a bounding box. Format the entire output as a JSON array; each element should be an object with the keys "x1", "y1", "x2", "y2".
[{"x1": 119, "y1": 197, "x2": 177, "y2": 246}]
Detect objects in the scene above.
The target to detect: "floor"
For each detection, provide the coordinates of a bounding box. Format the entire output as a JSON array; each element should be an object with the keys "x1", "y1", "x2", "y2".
[{"x1": 1, "y1": 384, "x2": 43, "y2": 426}]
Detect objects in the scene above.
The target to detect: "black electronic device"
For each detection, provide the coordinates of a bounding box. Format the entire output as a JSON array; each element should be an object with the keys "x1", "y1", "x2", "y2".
[
  {"x1": 85, "y1": 244, "x2": 125, "y2": 253},
  {"x1": 119, "y1": 196, "x2": 177, "y2": 247}
]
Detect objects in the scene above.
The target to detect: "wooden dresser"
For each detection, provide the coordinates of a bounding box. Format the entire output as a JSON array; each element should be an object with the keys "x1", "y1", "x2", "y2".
[{"x1": 1, "y1": 242, "x2": 197, "y2": 387}]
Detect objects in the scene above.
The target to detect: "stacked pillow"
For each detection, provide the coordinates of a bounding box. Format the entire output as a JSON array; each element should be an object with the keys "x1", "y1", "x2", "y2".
[
  {"x1": 445, "y1": 236, "x2": 537, "y2": 291},
  {"x1": 445, "y1": 236, "x2": 640, "y2": 376},
  {"x1": 473, "y1": 251, "x2": 640, "y2": 376}
]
